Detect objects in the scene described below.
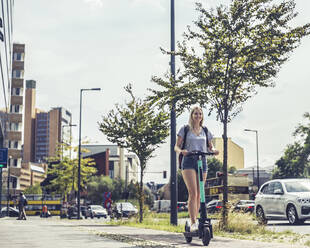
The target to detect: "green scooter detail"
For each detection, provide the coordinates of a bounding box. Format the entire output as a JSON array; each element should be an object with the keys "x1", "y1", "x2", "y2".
[{"x1": 183, "y1": 151, "x2": 215, "y2": 246}]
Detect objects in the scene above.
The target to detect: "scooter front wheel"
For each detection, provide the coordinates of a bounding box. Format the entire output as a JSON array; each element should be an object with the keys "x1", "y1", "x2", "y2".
[
  {"x1": 185, "y1": 221, "x2": 192, "y2": 243},
  {"x1": 202, "y1": 226, "x2": 211, "y2": 246}
]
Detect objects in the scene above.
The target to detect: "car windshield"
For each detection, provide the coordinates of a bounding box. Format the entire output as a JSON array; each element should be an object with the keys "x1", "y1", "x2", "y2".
[
  {"x1": 284, "y1": 181, "x2": 310, "y2": 192},
  {"x1": 117, "y1": 203, "x2": 135, "y2": 210},
  {"x1": 91, "y1": 205, "x2": 104, "y2": 210}
]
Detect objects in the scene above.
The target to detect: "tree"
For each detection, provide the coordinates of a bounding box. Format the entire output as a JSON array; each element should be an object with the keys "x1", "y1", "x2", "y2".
[
  {"x1": 149, "y1": 0, "x2": 310, "y2": 228},
  {"x1": 207, "y1": 157, "x2": 223, "y2": 179},
  {"x1": 24, "y1": 183, "x2": 43, "y2": 195},
  {"x1": 46, "y1": 142, "x2": 97, "y2": 196},
  {"x1": 98, "y1": 84, "x2": 170, "y2": 222},
  {"x1": 273, "y1": 112, "x2": 310, "y2": 179}
]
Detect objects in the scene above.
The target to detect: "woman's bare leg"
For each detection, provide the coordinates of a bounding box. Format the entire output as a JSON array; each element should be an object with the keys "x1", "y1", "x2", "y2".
[{"x1": 182, "y1": 169, "x2": 198, "y2": 225}]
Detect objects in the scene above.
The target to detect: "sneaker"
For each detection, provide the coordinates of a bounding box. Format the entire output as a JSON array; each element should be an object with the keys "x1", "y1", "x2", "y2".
[{"x1": 190, "y1": 222, "x2": 198, "y2": 232}]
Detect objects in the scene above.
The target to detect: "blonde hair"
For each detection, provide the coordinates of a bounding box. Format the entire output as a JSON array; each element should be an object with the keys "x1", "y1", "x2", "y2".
[{"x1": 188, "y1": 106, "x2": 204, "y2": 130}]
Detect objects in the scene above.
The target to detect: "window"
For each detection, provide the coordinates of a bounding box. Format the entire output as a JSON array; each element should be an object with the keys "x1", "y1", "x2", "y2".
[
  {"x1": 13, "y1": 70, "x2": 23, "y2": 78},
  {"x1": 13, "y1": 52, "x2": 23, "y2": 61},
  {"x1": 14, "y1": 141, "x2": 18, "y2": 148},
  {"x1": 13, "y1": 159, "x2": 18, "y2": 167},
  {"x1": 109, "y1": 161, "x2": 114, "y2": 179},
  {"x1": 10, "y1": 177, "x2": 17, "y2": 188},
  {"x1": 15, "y1": 88, "x2": 20, "y2": 95},
  {"x1": 261, "y1": 184, "x2": 270, "y2": 194}
]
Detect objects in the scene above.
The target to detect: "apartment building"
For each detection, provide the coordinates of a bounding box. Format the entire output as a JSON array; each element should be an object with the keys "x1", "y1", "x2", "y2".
[
  {"x1": 213, "y1": 137, "x2": 245, "y2": 170},
  {"x1": 82, "y1": 144, "x2": 139, "y2": 183}
]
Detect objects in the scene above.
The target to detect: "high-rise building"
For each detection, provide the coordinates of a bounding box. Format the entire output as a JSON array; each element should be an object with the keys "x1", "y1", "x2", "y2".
[
  {"x1": 34, "y1": 107, "x2": 72, "y2": 162},
  {"x1": 7, "y1": 44, "x2": 25, "y2": 179}
]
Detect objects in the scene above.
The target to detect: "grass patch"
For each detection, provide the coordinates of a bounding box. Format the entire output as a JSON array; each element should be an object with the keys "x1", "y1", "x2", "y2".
[{"x1": 110, "y1": 211, "x2": 310, "y2": 247}]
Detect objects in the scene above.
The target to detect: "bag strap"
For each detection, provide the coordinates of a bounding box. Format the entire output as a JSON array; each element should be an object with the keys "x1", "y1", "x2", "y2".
[
  {"x1": 202, "y1": 126, "x2": 210, "y2": 149},
  {"x1": 182, "y1": 125, "x2": 210, "y2": 150},
  {"x1": 181, "y1": 125, "x2": 189, "y2": 150}
]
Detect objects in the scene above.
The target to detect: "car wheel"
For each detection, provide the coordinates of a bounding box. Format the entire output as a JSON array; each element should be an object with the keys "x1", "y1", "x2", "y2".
[
  {"x1": 287, "y1": 205, "x2": 299, "y2": 225},
  {"x1": 256, "y1": 206, "x2": 268, "y2": 225}
]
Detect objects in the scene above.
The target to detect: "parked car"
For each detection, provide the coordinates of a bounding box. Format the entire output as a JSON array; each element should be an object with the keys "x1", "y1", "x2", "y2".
[
  {"x1": 233, "y1": 200, "x2": 255, "y2": 213},
  {"x1": 255, "y1": 179, "x2": 310, "y2": 225},
  {"x1": 67, "y1": 205, "x2": 79, "y2": 219},
  {"x1": 112, "y1": 202, "x2": 138, "y2": 218},
  {"x1": 85, "y1": 205, "x2": 107, "y2": 219},
  {"x1": 206, "y1": 200, "x2": 223, "y2": 214},
  {"x1": 177, "y1": 202, "x2": 188, "y2": 212},
  {"x1": 152, "y1": 200, "x2": 170, "y2": 213},
  {"x1": 1, "y1": 207, "x2": 19, "y2": 217}
]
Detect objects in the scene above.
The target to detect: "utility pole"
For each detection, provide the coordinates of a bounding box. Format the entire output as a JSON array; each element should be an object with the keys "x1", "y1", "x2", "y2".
[{"x1": 170, "y1": 0, "x2": 177, "y2": 226}]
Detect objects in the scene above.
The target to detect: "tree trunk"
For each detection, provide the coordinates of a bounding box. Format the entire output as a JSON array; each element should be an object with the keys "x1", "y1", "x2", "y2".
[
  {"x1": 139, "y1": 168, "x2": 144, "y2": 223},
  {"x1": 221, "y1": 116, "x2": 228, "y2": 229}
]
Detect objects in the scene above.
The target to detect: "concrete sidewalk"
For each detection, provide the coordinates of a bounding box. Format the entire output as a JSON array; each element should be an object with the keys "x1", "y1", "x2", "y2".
[{"x1": 0, "y1": 216, "x2": 308, "y2": 248}]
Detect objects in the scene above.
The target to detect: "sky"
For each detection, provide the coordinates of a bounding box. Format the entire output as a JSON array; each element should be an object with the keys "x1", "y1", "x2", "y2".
[{"x1": 7, "y1": 0, "x2": 310, "y2": 184}]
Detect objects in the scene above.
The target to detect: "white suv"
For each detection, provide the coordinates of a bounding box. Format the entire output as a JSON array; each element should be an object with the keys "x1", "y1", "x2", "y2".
[{"x1": 255, "y1": 179, "x2": 310, "y2": 225}]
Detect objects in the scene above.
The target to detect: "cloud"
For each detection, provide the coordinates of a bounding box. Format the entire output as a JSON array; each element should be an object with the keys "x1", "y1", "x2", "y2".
[{"x1": 84, "y1": 0, "x2": 104, "y2": 8}]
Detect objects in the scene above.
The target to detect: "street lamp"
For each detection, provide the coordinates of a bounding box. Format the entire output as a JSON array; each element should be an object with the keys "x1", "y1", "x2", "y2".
[
  {"x1": 244, "y1": 129, "x2": 260, "y2": 190},
  {"x1": 7, "y1": 155, "x2": 12, "y2": 216},
  {"x1": 77, "y1": 88, "x2": 101, "y2": 219}
]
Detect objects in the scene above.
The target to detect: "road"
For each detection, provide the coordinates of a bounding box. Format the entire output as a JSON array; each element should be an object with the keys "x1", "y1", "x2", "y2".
[
  {"x1": 266, "y1": 220, "x2": 310, "y2": 234},
  {"x1": 0, "y1": 216, "x2": 309, "y2": 248}
]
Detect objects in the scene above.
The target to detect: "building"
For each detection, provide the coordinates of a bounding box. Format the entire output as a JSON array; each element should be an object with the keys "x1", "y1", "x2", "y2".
[
  {"x1": 0, "y1": 43, "x2": 73, "y2": 193},
  {"x1": 213, "y1": 137, "x2": 244, "y2": 170},
  {"x1": 82, "y1": 144, "x2": 139, "y2": 183},
  {"x1": 1, "y1": 44, "x2": 26, "y2": 192},
  {"x1": 34, "y1": 107, "x2": 72, "y2": 162}
]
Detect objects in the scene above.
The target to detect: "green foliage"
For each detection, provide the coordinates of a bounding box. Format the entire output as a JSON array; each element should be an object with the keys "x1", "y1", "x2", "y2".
[
  {"x1": 149, "y1": 0, "x2": 310, "y2": 228},
  {"x1": 87, "y1": 176, "x2": 114, "y2": 204},
  {"x1": 45, "y1": 142, "x2": 97, "y2": 195},
  {"x1": 86, "y1": 176, "x2": 150, "y2": 206},
  {"x1": 23, "y1": 183, "x2": 42, "y2": 195},
  {"x1": 98, "y1": 84, "x2": 170, "y2": 222},
  {"x1": 273, "y1": 112, "x2": 310, "y2": 179},
  {"x1": 207, "y1": 157, "x2": 223, "y2": 178}
]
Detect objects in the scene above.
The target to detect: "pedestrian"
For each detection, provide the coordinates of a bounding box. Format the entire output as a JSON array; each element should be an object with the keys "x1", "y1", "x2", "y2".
[
  {"x1": 17, "y1": 192, "x2": 27, "y2": 220},
  {"x1": 42, "y1": 205, "x2": 48, "y2": 218},
  {"x1": 174, "y1": 106, "x2": 219, "y2": 232}
]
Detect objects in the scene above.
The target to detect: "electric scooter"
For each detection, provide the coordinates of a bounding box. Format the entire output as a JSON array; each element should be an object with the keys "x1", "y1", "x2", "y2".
[{"x1": 183, "y1": 151, "x2": 215, "y2": 246}]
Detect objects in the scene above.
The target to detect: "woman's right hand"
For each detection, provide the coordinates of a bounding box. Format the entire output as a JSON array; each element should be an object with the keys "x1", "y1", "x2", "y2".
[{"x1": 181, "y1": 149, "x2": 188, "y2": 156}]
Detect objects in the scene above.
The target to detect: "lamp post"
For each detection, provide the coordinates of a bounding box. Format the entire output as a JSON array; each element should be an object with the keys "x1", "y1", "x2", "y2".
[
  {"x1": 244, "y1": 129, "x2": 260, "y2": 190},
  {"x1": 77, "y1": 88, "x2": 101, "y2": 219},
  {"x1": 7, "y1": 155, "x2": 12, "y2": 216},
  {"x1": 170, "y1": 0, "x2": 178, "y2": 226}
]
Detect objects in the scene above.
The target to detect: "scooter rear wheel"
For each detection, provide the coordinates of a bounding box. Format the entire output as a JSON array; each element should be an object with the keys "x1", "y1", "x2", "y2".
[{"x1": 202, "y1": 226, "x2": 211, "y2": 246}]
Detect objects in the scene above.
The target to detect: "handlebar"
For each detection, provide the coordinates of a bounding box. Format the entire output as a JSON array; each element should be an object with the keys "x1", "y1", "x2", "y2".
[{"x1": 186, "y1": 151, "x2": 215, "y2": 156}]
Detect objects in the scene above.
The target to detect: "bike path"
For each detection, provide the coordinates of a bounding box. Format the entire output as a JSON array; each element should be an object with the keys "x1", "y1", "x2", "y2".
[{"x1": 0, "y1": 217, "x2": 308, "y2": 248}]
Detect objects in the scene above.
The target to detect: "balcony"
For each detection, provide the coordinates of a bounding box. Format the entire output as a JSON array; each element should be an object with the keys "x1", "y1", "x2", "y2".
[
  {"x1": 10, "y1": 167, "x2": 21, "y2": 177},
  {"x1": 8, "y1": 149, "x2": 22, "y2": 158},
  {"x1": 7, "y1": 131, "x2": 22, "y2": 141},
  {"x1": 12, "y1": 60, "x2": 24, "y2": 70},
  {"x1": 8, "y1": 113, "x2": 22, "y2": 123},
  {"x1": 11, "y1": 96, "x2": 23, "y2": 105},
  {"x1": 12, "y1": 78, "x2": 24, "y2": 88}
]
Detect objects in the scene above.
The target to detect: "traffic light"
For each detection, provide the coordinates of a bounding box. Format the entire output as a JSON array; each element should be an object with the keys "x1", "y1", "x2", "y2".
[
  {"x1": 0, "y1": 164, "x2": 6, "y2": 168},
  {"x1": 163, "y1": 170, "x2": 167, "y2": 179}
]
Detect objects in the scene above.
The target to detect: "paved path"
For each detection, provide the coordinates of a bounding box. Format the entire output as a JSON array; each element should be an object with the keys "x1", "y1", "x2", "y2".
[{"x1": 0, "y1": 216, "x2": 308, "y2": 248}]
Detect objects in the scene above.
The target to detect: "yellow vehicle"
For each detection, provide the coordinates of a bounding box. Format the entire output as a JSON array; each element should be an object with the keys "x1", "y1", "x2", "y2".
[
  {"x1": 205, "y1": 174, "x2": 249, "y2": 202},
  {"x1": 1, "y1": 194, "x2": 62, "y2": 216}
]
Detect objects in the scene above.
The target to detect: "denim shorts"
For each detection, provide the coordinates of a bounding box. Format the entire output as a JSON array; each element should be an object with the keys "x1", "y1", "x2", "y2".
[{"x1": 181, "y1": 155, "x2": 208, "y2": 172}]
